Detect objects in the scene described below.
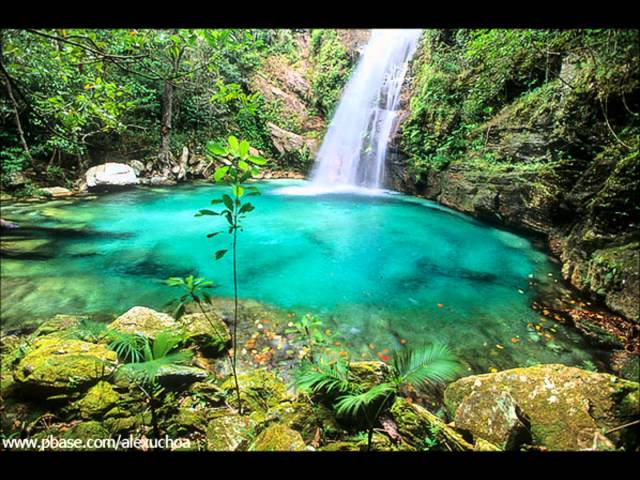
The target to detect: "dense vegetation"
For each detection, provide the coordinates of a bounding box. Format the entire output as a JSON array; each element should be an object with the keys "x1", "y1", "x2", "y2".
[{"x1": 0, "y1": 29, "x2": 362, "y2": 194}]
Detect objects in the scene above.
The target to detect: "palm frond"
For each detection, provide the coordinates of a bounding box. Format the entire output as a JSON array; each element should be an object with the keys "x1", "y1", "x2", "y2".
[
  {"x1": 334, "y1": 382, "x2": 396, "y2": 419},
  {"x1": 292, "y1": 358, "x2": 351, "y2": 396},
  {"x1": 65, "y1": 319, "x2": 108, "y2": 342},
  {"x1": 118, "y1": 350, "x2": 192, "y2": 386},
  {"x1": 392, "y1": 343, "x2": 461, "y2": 391},
  {"x1": 107, "y1": 331, "x2": 147, "y2": 363},
  {"x1": 152, "y1": 330, "x2": 184, "y2": 359}
]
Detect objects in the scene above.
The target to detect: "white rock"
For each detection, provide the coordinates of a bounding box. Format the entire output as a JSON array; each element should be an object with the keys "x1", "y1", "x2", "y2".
[{"x1": 85, "y1": 162, "x2": 138, "y2": 190}]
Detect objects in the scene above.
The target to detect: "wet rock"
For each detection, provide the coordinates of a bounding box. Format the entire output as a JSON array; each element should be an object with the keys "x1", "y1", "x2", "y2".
[
  {"x1": 389, "y1": 397, "x2": 476, "y2": 451},
  {"x1": 452, "y1": 390, "x2": 530, "y2": 450},
  {"x1": 40, "y1": 187, "x2": 73, "y2": 198},
  {"x1": 178, "y1": 312, "x2": 231, "y2": 356},
  {"x1": 14, "y1": 337, "x2": 118, "y2": 397},
  {"x1": 107, "y1": 306, "x2": 177, "y2": 339},
  {"x1": 444, "y1": 364, "x2": 640, "y2": 450},
  {"x1": 252, "y1": 423, "x2": 306, "y2": 451},
  {"x1": 85, "y1": 162, "x2": 138, "y2": 191}
]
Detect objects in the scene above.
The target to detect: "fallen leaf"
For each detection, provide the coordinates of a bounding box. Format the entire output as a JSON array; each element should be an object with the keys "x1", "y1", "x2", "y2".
[
  {"x1": 437, "y1": 303, "x2": 444, "y2": 308},
  {"x1": 511, "y1": 337, "x2": 520, "y2": 343},
  {"x1": 495, "y1": 344, "x2": 504, "y2": 350}
]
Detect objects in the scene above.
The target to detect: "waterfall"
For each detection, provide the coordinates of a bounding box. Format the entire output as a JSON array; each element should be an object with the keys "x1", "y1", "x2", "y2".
[{"x1": 309, "y1": 29, "x2": 422, "y2": 192}]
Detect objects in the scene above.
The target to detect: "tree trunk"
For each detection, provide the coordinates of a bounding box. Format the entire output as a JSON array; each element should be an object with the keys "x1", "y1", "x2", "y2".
[{"x1": 159, "y1": 79, "x2": 173, "y2": 164}]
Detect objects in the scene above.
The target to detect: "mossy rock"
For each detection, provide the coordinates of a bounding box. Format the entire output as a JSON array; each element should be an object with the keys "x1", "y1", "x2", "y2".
[
  {"x1": 221, "y1": 369, "x2": 288, "y2": 414},
  {"x1": 13, "y1": 337, "x2": 118, "y2": 397},
  {"x1": 178, "y1": 312, "x2": 231, "y2": 356},
  {"x1": 206, "y1": 412, "x2": 252, "y2": 451},
  {"x1": 72, "y1": 381, "x2": 121, "y2": 419},
  {"x1": 154, "y1": 364, "x2": 209, "y2": 389},
  {"x1": 107, "y1": 306, "x2": 177, "y2": 339},
  {"x1": 261, "y1": 400, "x2": 342, "y2": 444},
  {"x1": 444, "y1": 364, "x2": 640, "y2": 450},
  {"x1": 389, "y1": 397, "x2": 475, "y2": 451},
  {"x1": 63, "y1": 421, "x2": 110, "y2": 450},
  {"x1": 34, "y1": 315, "x2": 86, "y2": 338},
  {"x1": 348, "y1": 361, "x2": 391, "y2": 390},
  {"x1": 252, "y1": 423, "x2": 306, "y2": 451}
]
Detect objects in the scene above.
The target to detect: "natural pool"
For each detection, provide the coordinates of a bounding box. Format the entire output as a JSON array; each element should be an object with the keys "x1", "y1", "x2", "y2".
[{"x1": 1, "y1": 180, "x2": 603, "y2": 372}]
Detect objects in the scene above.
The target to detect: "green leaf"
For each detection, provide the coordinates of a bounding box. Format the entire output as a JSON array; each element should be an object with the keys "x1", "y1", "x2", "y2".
[
  {"x1": 239, "y1": 139, "x2": 250, "y2": 158},
  {"x1": 214, "y1": 249, "x2": 228, "y2": 260},
  {"x1": 206, "y1": 231, "x2": 221, "y2": 238},
  {"x1": 228, "y1": 135, "x2": 239, "y2": 153},
  {"x1": 239, "y1": 202, "x2": 255, "y2": 214},
  {"x1": 233, "y1": 185, "x2": 245, "y2": 198},
  {"x1": 207, "y1": 141, "x2": 227, "y2": 156},
  {"x1": 214, "y1": 166, "x2": 229, "y2": 183},
  {"x1": 222, "y1": 194, "x2": 234, "y2": 210},
  {"x1": 195, "y1": 209, "x2": 220, "y2": 217}
]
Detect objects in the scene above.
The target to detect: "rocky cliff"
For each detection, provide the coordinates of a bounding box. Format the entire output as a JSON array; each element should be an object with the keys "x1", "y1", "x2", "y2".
[{"x1": 389, "y1": 30, "x2": 639, "y2": 323}]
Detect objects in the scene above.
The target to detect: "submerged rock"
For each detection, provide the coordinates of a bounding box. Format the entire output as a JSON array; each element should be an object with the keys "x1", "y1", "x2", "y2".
[
  {"x1": 107, "y1": 306, "x2": 177, "y2": 339},
  {"x1": 85, "y1": 162, "x2": 138, "y2": 191},
  {"x1": 14, "y1": 337, "x2": 118, "y2": 397},
  {"x1": 444, "y1": 364, "x2": 640, "y2": 450},
  {"x1": 252, "y1": 423, "x2": 306, "y2": 451}
]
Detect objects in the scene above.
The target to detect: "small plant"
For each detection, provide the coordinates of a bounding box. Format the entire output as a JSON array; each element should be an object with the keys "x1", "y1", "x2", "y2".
[
  {"x1": 115, "y1": 330, "x2": 193, "y2": 439},
  {"x1": 292, "y1": 343, "x2": 461, "y2": 451},
  {"x1": 195, "y1": 134, "x2": 266, "y2": 414},
  {"x1": 285, "y1": 314, "x2": 333, "y2": 362},
  {"x1": 65, "y1": 319, "x2": 109, "y2": 343}
]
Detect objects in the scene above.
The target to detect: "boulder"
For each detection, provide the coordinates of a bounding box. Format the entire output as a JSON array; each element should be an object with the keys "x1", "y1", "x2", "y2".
[
  {"x1": 154, "y1": 364, "x2": 209, "y2": 389},
  {"x1": 252, "y1": 423, "x2": 306, "y2": 451},
  {"x1": 85, "y1": 162, "x2": 138, "y2": 191},
  {"x1": 452, "y1": 390, "x2": 530, "y2": 450},
  {"x1": 178, "y1": 312, "x2": 231, "y2": 356},
  {"x1": 128, "y1": 160, "x2": 146, "y2": 176},
  {"x1": 40, "y1": 187, "x2": 73, "y2": 198},
  {"x1": 107, "y1": 306, "x2": 177, "y2": 339},
  {"x1": 14, "y1": 337, "x2": 118, "y2": 397},
  {"x1": 221, "y1": 369, "x2": 288, "y2": 417},
  {"x1": 73, "y1": 381, "x2": 121, "y2": 419},
  {"x1": 444, "y1": 364, "x2": 640, "y2": 450},
  {"x1": 206, "y1": 413, "x2": 252, "y2": 451}
]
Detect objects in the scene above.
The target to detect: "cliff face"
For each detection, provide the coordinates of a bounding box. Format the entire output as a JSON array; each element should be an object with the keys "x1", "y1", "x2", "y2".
[
  {"x1": 389, "y1": 30, "x2": 639, "y2": 322},
  {"x1": 250, "y1": 29, "x2": 370, "y2": 173}
]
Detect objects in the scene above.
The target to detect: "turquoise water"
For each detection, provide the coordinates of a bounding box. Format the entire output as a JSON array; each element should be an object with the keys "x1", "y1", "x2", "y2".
[{"x1": 1, "y1": 180, "x2": 601, "y2": 372}]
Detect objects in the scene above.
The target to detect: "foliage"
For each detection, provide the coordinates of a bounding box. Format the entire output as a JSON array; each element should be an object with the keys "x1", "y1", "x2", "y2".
[
  {"x1": 165, "y1": 274, "x2": 215, "y2": 320},
  {"x1": 292, "y1": 343, "x2": 461, "y2": 450},
  {"x1": 309, "y1": 29, "x2": 352, "y2": 117},
  {"x1": 284, "y1": 313, "x2": 334, "y2": 362}
]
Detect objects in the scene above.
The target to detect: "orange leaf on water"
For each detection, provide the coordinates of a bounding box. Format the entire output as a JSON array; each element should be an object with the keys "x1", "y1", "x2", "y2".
[{"x1": 437, "y1": 303, "x2": 444, "y2": 308}]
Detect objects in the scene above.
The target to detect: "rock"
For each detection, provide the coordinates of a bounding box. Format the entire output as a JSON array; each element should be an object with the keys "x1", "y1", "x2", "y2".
[
  {"x1": 453, "y1": 390, "x2": 530, "y2": 450},
  {"x1": 107, "y1": 306, "x2": 177, "y2": 339},
  {"x1": 14, "y1": 337, "x2": 118, "y2": 397},
  {"x1": 73, "y1": 381, "x2": 120, "y2": 419},
  {"x1": 444, "y1": 364, "x2": 640, "y2": 450},
  {"x1": 262, "y1": 401, "x2": 341, "y2": 443},
  {"x1": 40, "y1": 187, "x2": 73, "y2": 198},
  {"x1": 139, "y1": 176, "x2": 176, "y2": 186},
  {"x1": 389, "y1": 397, "x2": 475, "y2": 451},
  {"x1": 221, "y1": 369, "x2": 288, "y2": 416},
  {"x1": 63, "y1": 421, "x2": 110, "y2": 449},
  {"x1": 267, "y1": 122, "x2": 318, "y2": 157},
  {"x1": 154, "y1": 364, "x2": 209, "y2": 389},
  {"x1": 252, "y1": 423, "x2": 306, "y2": 451},
  {"x1": 348, "y1": 361, "x2": 391, "y2": 390},
  {"x1": 206, "y1": 413, "x2": 251, "y2": 451},
  {"x1": 128, "y1": 160, "x2": 146, "y2": 176},
  {"x1": 178, "y1": 313, "x2": 231, "y2": 356},
  {"x1": 1, "y1": 218, "x2": 18, "y2": 229},
  {"x1": 85, "y1": 162, "x2": 138, "y2": 191},
  {"x1": 34, "y1": 314, "x2": 86, "y2": 337}
]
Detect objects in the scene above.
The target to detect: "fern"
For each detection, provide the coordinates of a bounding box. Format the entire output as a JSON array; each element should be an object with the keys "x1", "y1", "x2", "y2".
[
  {"x1": 108, "y1": 331, "x2": 147, "y2": 363},
  {"x1": 65, "y1": 319, "x2": 108, "y2": 342},
  {"x1": 118, "y1": 350, "x2": 192, "y2": 386},
  {"x1": 334, "y1": 383, "x2": 395, "y2": 418},
  {"x1": 391, "y1": 342, "x2": 461, "y2": 392}
]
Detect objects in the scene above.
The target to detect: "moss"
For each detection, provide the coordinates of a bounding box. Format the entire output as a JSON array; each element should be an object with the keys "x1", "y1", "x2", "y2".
[
  {"x1": 14, "y1": 336, "x2": 118, "y2": 397},
  {"x1": 206, "y1": 413, "x2": 252, "y2": 451},
  {"x1": 444, "y1": 364, "x2": 640, "y2": 450},
  {"x1": 73, "y1": 381, "x2": 120, "y2": 419},
  {"x1": 252, "y1": 423, "x2": 306, "y2": 451},
  {"x1": 34, "y1": 315, "x2": 86, "y2": 338},
  {"x1": 220, "y1": 368, "x2": 288, "y2": 414}
]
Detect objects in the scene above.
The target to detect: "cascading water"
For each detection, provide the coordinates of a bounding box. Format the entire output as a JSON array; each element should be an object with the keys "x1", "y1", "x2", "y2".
[{"x1": 308, "y1": 29, "x2": 422, "y2": 192}]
